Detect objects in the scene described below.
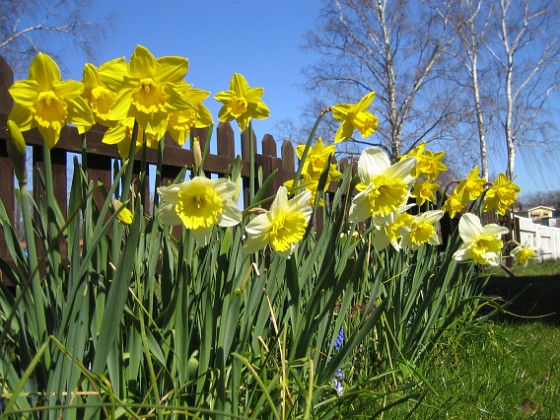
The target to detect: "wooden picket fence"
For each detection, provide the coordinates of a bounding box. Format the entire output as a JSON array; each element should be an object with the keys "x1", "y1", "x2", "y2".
[
  {"x1": 0, "y1": 55, "x2": 358, "y2": 272},
  {"x1": 0, "y1": 54, "x2": 519, "y2": 276}
]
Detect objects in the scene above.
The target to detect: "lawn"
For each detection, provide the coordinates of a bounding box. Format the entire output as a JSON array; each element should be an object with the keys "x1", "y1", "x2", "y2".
[
  {"x1": 387, "y1": 321, "x2": 560, "y2": 419},
  {"x1": 355, "y1": 259, "x2": 560, "y2": 419}
]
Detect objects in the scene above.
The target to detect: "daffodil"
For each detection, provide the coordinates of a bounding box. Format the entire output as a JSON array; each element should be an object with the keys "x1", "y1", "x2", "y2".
[
  {"x1": 373, "y1": 205, "x2": 415, "y2": 251},
  {"x1": 157, "y1": 176, "x2": 242, "y2": 246},
  {"x1": 441, "y1": 190, "x2": 465, "y2": 219},
  {"x1": 167, "y1": 84, "x2": 213, "y2": 146},
  {"x1": 411, "y1": 179, "x2": 440, "y2": 206},
  {"x1": 108, "y1": 45, "x2": 191, "y2": 139},
  {"x1": 112, "y1": 200, "x2": 133, "y2": 225},
  {"x1": 510, "y1": 242, "x2": 536, "y2": 267},
  {"x1": 243, "y1": 186, "x2": 312, "y2": 258},
  {"x1": 456, "y1": 166, "x2": 486, "y2": 201},
  {"x1": 349, "y1": 147, "x2": 416, "y2": 224},
  {"x1": 214, "y1": 73, "x2": 270, "y2": 132},
  {"x1": 82, "y1": 58, "x2": 127, "y2": 129},
  {"x1": 453, "y1": 213, "x2": 509, "y2": 266},
  {"x1": 332, "y1": 92, "x2": 378, "y2": 143},
  {"x1": 284, "y1": 175, "x2": 323, "y2": 206},
  {"x1": 482, "y1": 173, "x2": 520, "y2": 215},
  {"x1": 286, "y1": 138, "x2": 342, "y2": 206},
  {"x1": 402, "y1": 143, "x2": 447, "y2": 180},
  {"x1": 296, "y1": 138, "x2": 341, "y2": 182},
  {"x1": 401, "y1": 210, "x2": 444, "y2": 249},
  {"x1": 103, "y1": 117, "x2": 160, "y2": 158},
  {"x1": 8, "y1": 52, "x2": 94, "y2": 148}
]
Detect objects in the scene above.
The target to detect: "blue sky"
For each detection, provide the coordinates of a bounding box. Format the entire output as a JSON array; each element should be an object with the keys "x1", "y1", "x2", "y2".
[{"x1": 54, "y1": 0, "x2": 560, "y2": 197}]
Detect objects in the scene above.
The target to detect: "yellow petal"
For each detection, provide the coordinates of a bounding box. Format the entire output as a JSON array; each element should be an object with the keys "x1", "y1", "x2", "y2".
[
  {"x1": 156, "y1": 56, "x2": 189, "y2": 82},
  {"x1": 9, "y1": 80, "x2": 40, "y2": 107},
  {"x1": 29, "y1": 53, "x2": 61, "y2": 90}
]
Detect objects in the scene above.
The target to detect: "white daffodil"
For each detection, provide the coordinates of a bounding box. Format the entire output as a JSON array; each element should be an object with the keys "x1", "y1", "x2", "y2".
[
  {"x1": 349, "y1": 147, "x2": 416, "y2": 226},
  {"x1": 453, "y1": 213, "x2": 509, "y2": 266},
  {"x1": 372, "y1": 203, "x2": 415, "y2": 251},
  {"x1": 510, "y1": 242, "x2": 537, "y2": 267},
  {"x1": 157, "y1": 176, "x2": 242, "y2": 246},
  {"x1": 243, "y1": 186, "x2": 312, "y2": 258},
  {"x1": 401, "y1": 210, "x2": 444, "y2": 249}
]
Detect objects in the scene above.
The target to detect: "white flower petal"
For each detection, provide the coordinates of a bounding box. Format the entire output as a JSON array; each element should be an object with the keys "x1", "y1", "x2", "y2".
[
  {"x1": 213, "y1": 177, "x2": 236, "y2": 200},
  {"x1": 481, "y1": 224, "x2": 509, "y2": 237},
  {"x1": 385, "y1": 157, "x2": 416, "y2": 182},
  {"x1": 358, "y1": 147, "x2": 390, "y2": 182},
  {"x1": 191, "y1": 226, "x2": 213, "y2": 247},
  {"x1": 458, "y1": 213, "x2": 483, "y2": 243},
  {"x1": 270, "y1": 186, "x2": 288, "y2": 215},
  {"x1": 157, "y1": 184, "x2": 183, "y2": 205},
  {"x1": 349, "y1": 190, "x2": 372, "y2": 223},
  {"x1": 158, "y1": 202, "x2": 182, "y2": 226},
  {"x1": 219, "y1": 199, "x2": 242, "y2": 227}
]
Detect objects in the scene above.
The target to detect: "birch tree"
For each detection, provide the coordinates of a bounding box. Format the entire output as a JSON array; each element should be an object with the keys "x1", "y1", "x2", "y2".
[
  {"x1": 0, "y1": 0, "x2": 111, "y2": 75},
  {"x1": 304, "y1": 0, "x2": 461, "y2": 160},
  {"x1": 486, "y1": 0, "x2": 560, "y2": 179},
  {"x1": 439, "y1": 0, "x2": 495, "y2": 180}
]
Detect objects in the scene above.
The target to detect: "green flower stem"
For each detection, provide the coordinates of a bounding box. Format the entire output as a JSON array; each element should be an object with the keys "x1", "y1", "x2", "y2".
[
  {"x1": 248, "y1": 122, "x2": 255, "y2": 204},
  {"x1": 152, "y1": 134, "x2": 165, "y2": 211},
  {"x1": 139, "y1": 130, "x2": 148, "y2": 209},
  {"x1": 20, "y1": 184, "x2": 48, "y2": 359},
  {"x1": 137, "y1": 279, "x2": 163, "y2": 419},
  {"x1": 291, "y1": 111, "x2": 325, "y2": 194}
]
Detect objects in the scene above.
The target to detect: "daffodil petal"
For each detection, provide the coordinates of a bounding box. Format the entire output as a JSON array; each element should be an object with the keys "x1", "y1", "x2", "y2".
[{"x1": 358, "y1": 147, "x2": 391, "y2": 181}]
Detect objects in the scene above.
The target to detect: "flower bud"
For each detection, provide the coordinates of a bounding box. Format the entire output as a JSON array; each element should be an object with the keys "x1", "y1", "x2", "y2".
[
  {"x1": 233, "y1": 175, "x2": 242, "y2": 202},
  {"x1": 112, "y1": 199, "x2": 133, "y2": 225},
  {"x1": 6, "y1": 120, "x2": 27, "y2": 186},
  {"x1": 192, "y1": 136, "x2": 202, "y2": 170}
]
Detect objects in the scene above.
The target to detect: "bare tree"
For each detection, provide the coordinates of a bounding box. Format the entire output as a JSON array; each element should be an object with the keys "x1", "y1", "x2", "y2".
[
  {"x1": 438, "y1": 0, "x2": 496, "y2": 180},
  {"x1": 485, "y1": 0, "x2": 560, "y2": 179},
  {"x1": 0, "y1": 0, "x2": 112, "y2": 76},
  {"x1": 304, "y1": 0, "x2": 463, "y2": 160}
]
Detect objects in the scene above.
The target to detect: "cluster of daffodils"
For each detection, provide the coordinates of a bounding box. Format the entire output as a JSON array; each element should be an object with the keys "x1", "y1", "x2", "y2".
[{"x1": 6, "y1": 45, "x2": 536, "y2": 266}]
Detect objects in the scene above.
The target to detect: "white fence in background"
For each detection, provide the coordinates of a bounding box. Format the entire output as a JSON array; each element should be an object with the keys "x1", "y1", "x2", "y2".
[{"x1": 515, "y1": 216, "x2": 560, "y2": 261}]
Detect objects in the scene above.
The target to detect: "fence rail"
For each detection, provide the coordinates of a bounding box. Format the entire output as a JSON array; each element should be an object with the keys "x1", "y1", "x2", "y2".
[
  {"x1": 0, "y1": 55, "x2": 357, "y2": 273},
  {"x1": 516, "y1": 216, "x2": 560, "y2": 261}
]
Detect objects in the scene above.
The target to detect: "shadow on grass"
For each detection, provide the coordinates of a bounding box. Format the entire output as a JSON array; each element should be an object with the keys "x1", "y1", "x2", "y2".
[{"x1": 483, "y1": 274, "x2": 560, "y2": 324}]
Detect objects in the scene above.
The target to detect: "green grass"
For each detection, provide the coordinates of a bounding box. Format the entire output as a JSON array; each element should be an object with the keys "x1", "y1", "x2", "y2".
[
  {"x1": 367, "y1": 321, "x2": 560, "y2": 419},
  {"x1": 498, "y1": 258, "x2": 560, "y2": 277}
]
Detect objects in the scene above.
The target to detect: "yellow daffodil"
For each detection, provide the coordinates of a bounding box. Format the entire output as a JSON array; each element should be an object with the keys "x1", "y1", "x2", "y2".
[
  {"x1": 510, "y1": 242, "x2": 536, "y2": 267},
  {"x1": 112, "y1": 200, "x2": 133, "y2": 225},
  {"x1": 286, "y1": 138, "x2": 342, "y2": 206},
  {"x1": 332, "y1": 92, "x2": 378, "y2": 143},
  {"x1": 243, "y1": 186, "x2": 312, "y2": 258},
  {"x1": 296, "y1": 138, "x2": 341, "y2": 182},
  {"x1": 441, "y1": 190, "x2": 465, "y2": 219},
  {"x1": 349, "y1": 147, "x2": 416, "y2": 225},
  {"x1": 453, "y1": 213, "x2": 509, "y2": 266},
  {"x1": 167, "y1": 85, "x2": 213, "y2": 146},
  {"x1": 214, "y1": 73, "x2": 270, "y2": 132},
  {"x1": 82, "y1": 58, "x2": 127, "y2": 129},
  {"x1": 401, "y1": 210, "x2": 444, "y2": 249},
  {"x1": 8, "y1": 52, "x2": 94, "y2": 148},
  {"x1": 157, "y1": 176, "x2": 242, "y2": 246},
  {"x1": 456, "y1": 166, "x2": 486, "y2": 201},
  {"x1": 411, "y1": 179, "x2": 440, "y2": 206},
  {"x1": 402, "y1": 143, "x2": 447, "y2": 180},
  {"x1": 103, "y1": 117, "x2": 160, "y2": 158},
  {"x1": 284, "y1": 173, "x2": 329, "y2": 207},
  {"x1": 482, "y1": 173, "x2": 520, "y2": 215},
  {"x1": 108, "y1": 45, "x2": 191, "y2": 139}
]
